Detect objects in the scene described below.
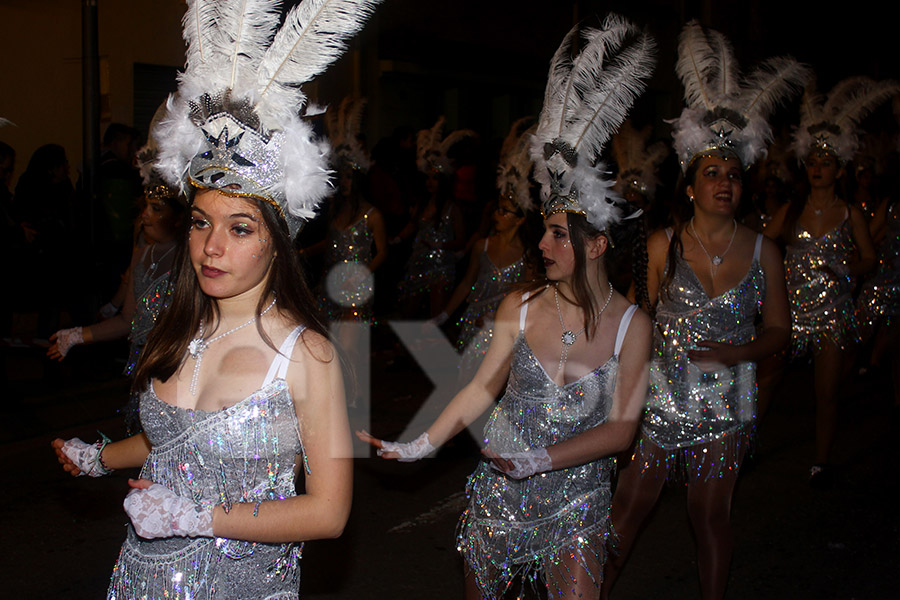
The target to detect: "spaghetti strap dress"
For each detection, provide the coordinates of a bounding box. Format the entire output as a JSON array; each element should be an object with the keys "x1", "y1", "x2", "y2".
[
  {"x1": 456, "y1": 237, "x2": 527, "y2": 382},
  {"x1": 784, "y1": 209, "x2": 859, "y2": 356},
  {"x1": 457, "y1": 294, "x2": 638, "y2": 597},
  {"x1": 107, "y1": 326, "x2": 307, "y2": 600},
  {"x1": 634, "y1": 232, "x2": 765, "y2": 479}
]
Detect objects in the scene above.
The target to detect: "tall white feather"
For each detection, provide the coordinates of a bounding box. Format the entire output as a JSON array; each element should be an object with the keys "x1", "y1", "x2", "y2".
[
  {"x1": 569, "y1": 29, "x2": 656, "y2": 162},
  {"x1": 741, "y1": 57, "x2": 810, "y2": 120},
  {"x1": 257, "y1": 0, "x2": 382, "y2": 128},
  {"x1": 708, "y1": 29, "x2": 739, "y2": 99},
  {"x1": 180, "y1": 0, "x2": 225, "y2": 96},
  {"x1": 675, "y1": 20, "x2": 719, "y2": 110},
  {"x1": 217, "y1": 0, "x2": 281, "y2": 93}
]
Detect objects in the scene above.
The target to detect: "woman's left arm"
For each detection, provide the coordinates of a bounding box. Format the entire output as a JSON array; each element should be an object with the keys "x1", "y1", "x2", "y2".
[
  {"x1": 688, "y1": 237, "x2": 790, "y2": 366},
  {"x1": 209, "y1": 331, "x2": 352, "y2": 542}
]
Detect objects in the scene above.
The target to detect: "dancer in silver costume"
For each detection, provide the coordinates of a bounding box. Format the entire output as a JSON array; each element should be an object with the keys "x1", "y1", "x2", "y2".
[
  {"x1": 316, "y1": 96, "x2": 387, "y2": 325},
  {"x1": 451, "y1": 230, "x2": 530, "y2": 383},
  {"x1": 51, "y1": 1, "x2": 378, "y2": 597},
  {"x1": 359, "y1": 16, "x2": 655, "y2": 599},
  {"x1": 435, "y1": 119, "x2": 537, "y2": 384},
  {"x1": 766, "y1": 75, "x2": 890, "y2": 486},
  {"x1": 396, "y1": 118, "x2": 471, "y2": 318},
  {"x1": 857, "y1": 197, "x2": 900, "y2": 406},
  {"x1": 47, "y1": 148, "x2": 185, "y2": 433},
  {"x1": 604, "y1": 22, "x2": 801, "y2": 600}
]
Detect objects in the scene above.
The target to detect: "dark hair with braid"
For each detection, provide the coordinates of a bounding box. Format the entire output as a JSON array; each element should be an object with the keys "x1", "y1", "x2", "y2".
[{"x1": 658, "y1": 162, "x2": 699, "y2": 305}]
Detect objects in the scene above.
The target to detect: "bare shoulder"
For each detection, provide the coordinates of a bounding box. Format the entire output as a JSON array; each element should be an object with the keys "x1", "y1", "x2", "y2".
[
  {"x1": 758, "y1": 234, "x2": 783, "y2": 264},
  {"x1": 620, "y1": 301, "x2": 651, "y2": 338},
  {"x1": 296, "y1": 327, "x2": 337, "y2": 366},
  {"x1": 646, "y1": 228, "x2": 671, "y2": 256}
]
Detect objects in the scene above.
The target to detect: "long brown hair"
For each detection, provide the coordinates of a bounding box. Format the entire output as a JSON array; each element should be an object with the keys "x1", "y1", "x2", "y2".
[
  {"x1": 132, "y1": 192, "x2": 329, "y2": 392},
  {"x1": 523, "y1": 211, "x2": 647, "y2": 340}
]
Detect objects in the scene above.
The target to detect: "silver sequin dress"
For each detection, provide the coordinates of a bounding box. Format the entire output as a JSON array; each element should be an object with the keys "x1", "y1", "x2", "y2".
[
  {"x1": 457, "y1": 296, "x2": 638, "y2": 598},
  {"x1": 125, "y1": 244, "x2": 175, "y2": 376},
  {"x1": 456, "y1": 239, "x2": 527, "y2": 383},
  {"x1": 858, "y1": 203, "x2": 900, "y2": 327},
  {"x1": 399, "y1": 205, "x2": 457, "y2": 299},
  {"x1": 784, "y1": 210, "x2": 859, "y2": 356},
  {"x1": 107, "y1": 327, "x2": 306, "y2": 600},
  {"x1": 321, "y1": 210, "x2": 375, "y2": 323},
  {"x1": 636, "y1": 233, "x2": 764, "y2": 479},
  {"x1": 123, "y1": 244, "x2": 175, "y2": 434}
]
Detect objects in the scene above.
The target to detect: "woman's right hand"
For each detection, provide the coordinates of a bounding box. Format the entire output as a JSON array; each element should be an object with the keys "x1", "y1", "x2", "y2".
[
  {"x1": 47, "y1": 327, "x2": 84, "y2": 361},
  {"x1": 51, "y1": 437, "x2": 112, "y2": 477},
  {"x1": 355, "y1": 430, "x2": 434, "y2": 462}
]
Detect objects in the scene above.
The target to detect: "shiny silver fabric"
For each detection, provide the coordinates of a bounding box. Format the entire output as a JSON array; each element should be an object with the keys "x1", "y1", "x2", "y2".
[
  {"x1": 643, "y1": 235, "x2": 763, "y2": 455},
  {"x1": 457, "y1": 331, "x2": 616, "y2": 597},
  {"x1": 107, "y1": 381, "x2": 304, "y2": 600}
]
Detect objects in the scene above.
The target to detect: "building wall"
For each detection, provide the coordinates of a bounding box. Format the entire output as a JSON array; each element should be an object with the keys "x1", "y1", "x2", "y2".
[{"x1": 0, "y1": 0, "x2": 185, "y2": 181}]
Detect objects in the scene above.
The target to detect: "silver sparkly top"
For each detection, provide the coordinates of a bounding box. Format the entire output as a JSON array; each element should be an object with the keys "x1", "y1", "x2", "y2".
[
  {"x1": 108, "y1": 327, "x2": 306, "y2": 600},
  {"x1": 125, "y1": 246, "x2": 174, "y2": 376},
  {"x1": 643, "y1": 232, "x2": 764, "y2": 449},
  {"x1": 457, "y1": 300, "x2": 637, "y2": 597}
]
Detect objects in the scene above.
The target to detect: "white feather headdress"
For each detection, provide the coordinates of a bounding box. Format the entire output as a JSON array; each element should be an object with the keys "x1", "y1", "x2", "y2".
[
  {"x1": 326, "y1": 95, "x2": 371, "y2": 172},
  {"x1": 791, "y1": 76, "x2": 900, "y2": 164},
  {"x1": 496, "y1": 117, "x2": 536, "y2": 213},
  {"x1": 137, "y1": 104, "x2": 180, "y2": 201},
  {"x1": 671, "y1": 20, "x2": 810, "y2": 173},
  {"x1": 416, "y1": 117, "x2": 477, "y2": 175},
  {"x1": 155, "y1": 0, "x2": 382, "y2": 236},
  {"x1": 531, "y1": 14, "x2": 656, "y2": 232},
  {"x1": 611, "y1": 119, "x2": 668, "y2": 200}
]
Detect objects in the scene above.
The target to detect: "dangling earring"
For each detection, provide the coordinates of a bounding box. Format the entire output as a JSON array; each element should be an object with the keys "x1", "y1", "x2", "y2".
[{"x1": 688, "y1": 195, "x2": 695, "y2": 202}]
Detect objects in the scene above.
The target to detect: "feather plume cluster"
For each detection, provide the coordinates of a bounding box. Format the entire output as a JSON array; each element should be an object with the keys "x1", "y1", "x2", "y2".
[
  {"x1": 672, "y1": 20, "x2": 810, "y2": 172},
  {"x1": 135, "y1": 103, "x2": 179, "y2": 200},
  {"x1": 611, "y1": 119, "x2": 668, "y2": 199},
  {"x1": 496, "y1": 117, "x2": 536, "y2": 213},
  {"x1": 326, "y1": 96, "x2": 371, "y2": 172},
  {"x1": 416, "y1": 117, "x2": 477, "y2": 175},
  {"x1": 155, "y1": 0, "x2": 382, "y2": 235},
  {"x1": 531, "y1": 14, "x2": 656, "y2": 231},
  {"x1": 791, "y1": 76, "x2": 900, "y2": 163}
]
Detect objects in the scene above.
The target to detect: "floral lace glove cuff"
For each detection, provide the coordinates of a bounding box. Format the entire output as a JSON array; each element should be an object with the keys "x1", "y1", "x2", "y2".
[
  {"x1": 379, "y1": 432, "x2": 434, "y2": 462},
  {"x1": 124, "y1": 484, "x2": 214, "y2": 539},
  {"x1": 54, "y1": 327, "x2": 84, "y2": 357},
  {"x1": 492, "y1": 447, "x2": 553, "y2": 479},
  {"x1": 62, "y1": 437, "x2": 113, "y2": 477}
]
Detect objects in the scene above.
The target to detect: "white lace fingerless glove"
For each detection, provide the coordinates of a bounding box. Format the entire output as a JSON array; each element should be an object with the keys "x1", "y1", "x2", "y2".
[
  {"x1": 62, "y1": 437, "x2": 113, "y2": 477},
  {"x1": 124, "y1": 484, "x2": 214, "y2": 539},
  {"x1": 54, "y1": 327, "x2": 84, "y2": 357},
  {"x1": 379, "y1": 432, "x2": 434, "y2": 462},
  {"x1": 491, "y1": 448, "x2": 553, "y2": 479}
]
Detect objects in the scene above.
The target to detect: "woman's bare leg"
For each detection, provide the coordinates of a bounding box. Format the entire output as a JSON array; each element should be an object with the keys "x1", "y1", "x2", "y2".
[
  {"x1": 686, "y1": 460, "x2": 743, "y2": 600},
  {"x1": 813, "y1": 343, "x2": 844, "y2": 466},
  {"x1": 600, "y1": 443, "x2": 668, "y2": 599}
]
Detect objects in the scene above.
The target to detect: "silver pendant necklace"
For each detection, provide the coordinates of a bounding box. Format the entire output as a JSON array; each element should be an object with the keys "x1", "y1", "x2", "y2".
[
  {"x1": 690, "y1": 217, "x2": 737, "y2": 278},
  {"x1": 810, "y1": 195, "x2": 837, "y2": 216},
  {"x1": 554, "y1": 281, "x2": 613, "y2": 375},
  {"x1": 188, "y1": 295, "x2": 277, "y2": 395},
  {"x1": 148, "y1": 243, "x2": 175, "y2": 279}
]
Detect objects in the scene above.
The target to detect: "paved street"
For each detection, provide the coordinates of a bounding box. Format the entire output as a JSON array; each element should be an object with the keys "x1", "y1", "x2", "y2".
[{"x1": 1, "y1": 327, "x2": 897, "y2": 599}]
